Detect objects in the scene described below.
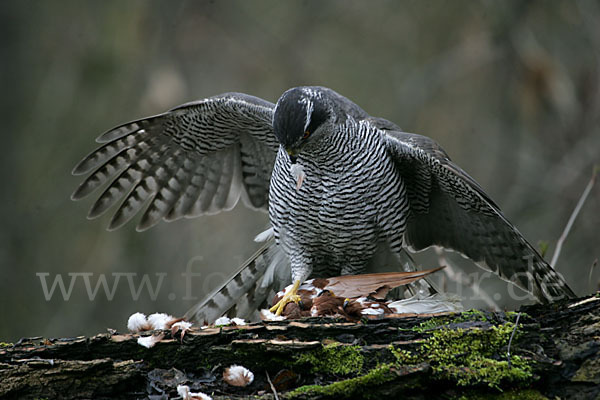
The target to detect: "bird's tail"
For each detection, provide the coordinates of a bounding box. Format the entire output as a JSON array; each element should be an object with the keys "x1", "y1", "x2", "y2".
[{"x1": 184, "y1": 237, "x2": 290, "y2": 325}]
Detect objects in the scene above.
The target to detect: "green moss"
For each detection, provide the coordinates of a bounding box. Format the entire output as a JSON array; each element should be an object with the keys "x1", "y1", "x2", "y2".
[
  {"x1": 452, "y1": 309, "x2": 488, "y2": 323},
  {"x1": 294, "y1": 343, "x2": 364, "y2": 375},
  {"x1": 390, "y1": 346, "x2": 419, "y2": 364},
  {"x1": 0, "y1": 342, "x2": 13, "y2": 347},
  {"x1": 286, "y1": 318, "x2": 533, "y2": 396},
  {"x1": 571, "y1": 357, "x2": 600, "y2": 384},
  {"x1": 504, "y1": 311, "x2": 529, "y2": 324},
  {"x1": 408, "y1": 315, "x2": 451, "y2": 332},
  {"x1": 392, "y1": 322, "x2": 534, "y2": 390},
  {"x1": 409, "y1": 309, "x2": 497, "y2": 333},
  {"x1": 503, "y1": 311, "x2": 519, "y2": 321},
  {"x1": 287, "y1": 363, "x2": 394, "y2": 399}
]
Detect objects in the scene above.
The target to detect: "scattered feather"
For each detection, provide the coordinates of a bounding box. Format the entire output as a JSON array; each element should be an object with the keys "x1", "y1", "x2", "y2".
[
  {"x1": 212, "y1": 316, "x2": 246, "y2": 326},
  {"x1": 360, "y1": 307, "x2": 385, "y2": 315},
  {"x1": 127, "y1": 312, "x2": 150, "y2": 333},
  {"x1": 223, "y1": 365, "x2": 254, "y2": 387},
  {"x1": 147, "y1": 313, "x2": 174, "y2": 330},
  {"x1": 260, "y1": 309, "x2": 286, "y2": 321},
  {"x1": 214, "y1": 316, "x2": 231, "y2": 326},
  {"x1": 290, "y1": 163, "x2": 306, "y2": 190},
  {"x1": 137, "y1": 333, "x2": 165, "y2": 349},
  {"x1": 387, "y1": 294, "x2": 464, "y2": 314},
  {"x1": 171, "y1": 320, "x2": 193, "y2": 339},
  {"x1": 177, "y1": 384, "x2": 212, "y2": 400}
]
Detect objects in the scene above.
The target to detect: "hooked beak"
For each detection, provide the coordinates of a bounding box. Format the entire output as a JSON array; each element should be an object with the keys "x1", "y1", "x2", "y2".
[{"x1": 286, "y1": 148, "x2": 298, "y2": 164}]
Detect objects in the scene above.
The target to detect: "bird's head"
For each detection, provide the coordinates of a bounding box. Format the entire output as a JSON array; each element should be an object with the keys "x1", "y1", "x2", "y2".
[{"x1": 273, "y1": 87, "x2": 334, "y2": 164}]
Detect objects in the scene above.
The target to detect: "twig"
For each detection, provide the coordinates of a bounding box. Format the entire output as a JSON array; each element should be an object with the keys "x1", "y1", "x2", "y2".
[
  {"x1": 265, "y1": 370, "x2": 279, "y2": 400},
  {"x1": 589, "y1": 259, "x2": 598, "y2": 293},
  {"x1": 551, "y1": 167, "x2": 598, "y2": 267},
  {"x1": 434, "y1": 247, "x2": 500, "y2": 310},
  {"x1": 507, "y1": 311, "x2": 522, "y2": 367}
]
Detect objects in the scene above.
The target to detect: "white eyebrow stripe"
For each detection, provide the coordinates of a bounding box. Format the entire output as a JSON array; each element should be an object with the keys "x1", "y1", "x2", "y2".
[{"x1": 298, "y1": 97, "x2": 313, "y2": 132}]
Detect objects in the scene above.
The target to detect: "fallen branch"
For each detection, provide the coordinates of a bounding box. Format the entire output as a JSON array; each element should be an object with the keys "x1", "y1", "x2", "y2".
[{"x1": 1, "y1": 295, "x2": 599, "y2": 399}]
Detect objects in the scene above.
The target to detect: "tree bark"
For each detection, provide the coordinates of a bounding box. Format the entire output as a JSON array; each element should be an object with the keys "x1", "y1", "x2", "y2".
[{"x1": 1, "y1": 295, "x2": 599, "y2": 400}]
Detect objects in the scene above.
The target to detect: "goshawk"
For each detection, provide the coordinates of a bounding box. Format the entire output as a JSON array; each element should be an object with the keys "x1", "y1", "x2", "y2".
[{"x1": 72, "y1": 86, "x2": 575, "y2": 322}]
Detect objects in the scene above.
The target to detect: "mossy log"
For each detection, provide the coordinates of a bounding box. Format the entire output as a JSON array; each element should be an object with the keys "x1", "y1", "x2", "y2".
[{"x1": 1, "y1": 295, "x2": 599, "y2": 400}]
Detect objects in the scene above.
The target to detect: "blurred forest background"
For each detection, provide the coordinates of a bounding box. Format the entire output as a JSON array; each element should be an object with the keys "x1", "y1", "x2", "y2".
[{"x1": 1, "y1": 0, "x2": 599, "y2": 342}]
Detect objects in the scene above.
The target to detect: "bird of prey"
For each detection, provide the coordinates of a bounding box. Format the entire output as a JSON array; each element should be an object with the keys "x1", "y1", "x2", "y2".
[{"x1": 72, "y1": 86, "x2": 575, "y2": 322}]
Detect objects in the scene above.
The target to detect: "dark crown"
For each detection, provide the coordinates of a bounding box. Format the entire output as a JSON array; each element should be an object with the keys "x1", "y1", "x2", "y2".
[{"x1": 273, "y1": 88, "x2": 329, "y2": 148}]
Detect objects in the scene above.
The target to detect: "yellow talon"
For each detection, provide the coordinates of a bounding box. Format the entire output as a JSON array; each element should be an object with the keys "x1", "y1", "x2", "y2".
[
  {"x1": 343, "y1": 298, "x2": 351, "y2": 309},
  {"x1": 270, "y1": 279, "x2": 302, "y2": 315}
]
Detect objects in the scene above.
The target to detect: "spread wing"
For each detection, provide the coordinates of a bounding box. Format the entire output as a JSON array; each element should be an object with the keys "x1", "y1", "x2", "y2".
[
  {"x1": 72, "y1": 93, "x2": 278, "y2": 231},
  {"x1": 385, "y1": 131, "x2": 575, "y2": 303}
]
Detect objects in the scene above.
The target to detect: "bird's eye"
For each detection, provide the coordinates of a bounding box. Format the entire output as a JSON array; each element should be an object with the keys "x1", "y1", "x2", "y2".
[{"x1": 303, "y1": 130, "x2": 311, "y2": 139}]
